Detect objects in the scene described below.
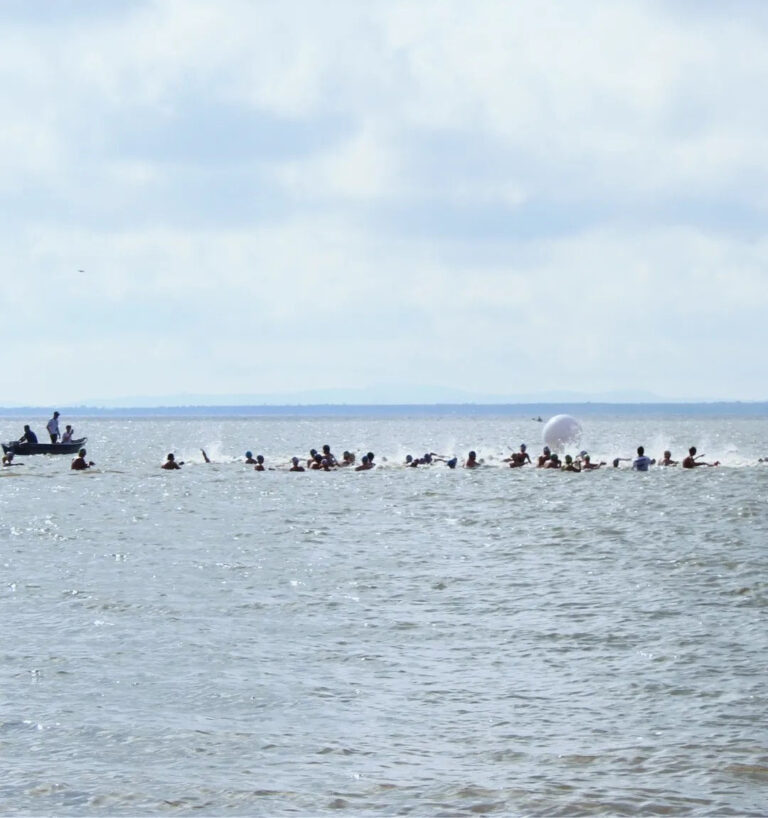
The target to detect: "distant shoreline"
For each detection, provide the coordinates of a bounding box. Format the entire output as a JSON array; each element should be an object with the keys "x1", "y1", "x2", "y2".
[{"x1": 1, "y1": 402, "x2": 766, "y2": 419}]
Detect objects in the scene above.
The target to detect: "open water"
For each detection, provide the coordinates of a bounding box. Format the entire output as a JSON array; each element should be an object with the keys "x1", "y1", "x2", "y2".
[{"x1": 1, "y1": 412, "x2": 767, "y2": 816}]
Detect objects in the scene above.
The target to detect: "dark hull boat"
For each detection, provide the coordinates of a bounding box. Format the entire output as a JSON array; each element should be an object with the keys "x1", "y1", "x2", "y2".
[{"x1": 2, "y1": 437, "x2": 87, "y2": 456}]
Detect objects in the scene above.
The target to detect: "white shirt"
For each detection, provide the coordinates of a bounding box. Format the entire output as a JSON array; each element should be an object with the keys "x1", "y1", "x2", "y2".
[{"x1": 46, "y1": 416, "x2": 60, "y2": 436}]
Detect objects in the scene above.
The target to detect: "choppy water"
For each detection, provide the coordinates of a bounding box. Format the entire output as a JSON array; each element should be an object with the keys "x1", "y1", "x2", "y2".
[{"x1": 1, "y1": 414, "x2": 767, "y2": 816}]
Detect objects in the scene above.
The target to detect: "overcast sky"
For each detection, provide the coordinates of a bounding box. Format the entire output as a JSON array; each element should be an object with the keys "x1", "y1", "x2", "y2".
[{"x1": 2, "y1": 0, "x2": 767, "y2": 405}]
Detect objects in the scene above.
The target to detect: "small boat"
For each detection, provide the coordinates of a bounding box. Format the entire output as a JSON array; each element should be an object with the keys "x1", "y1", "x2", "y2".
[{"x1": 2, "y1": 437, "x2": 87, "y2": 456}]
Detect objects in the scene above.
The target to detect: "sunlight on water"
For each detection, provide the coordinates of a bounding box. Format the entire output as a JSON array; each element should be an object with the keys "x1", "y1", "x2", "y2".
[{"x1": 1, "y1": 414, "x2": 767, "y2": 815}]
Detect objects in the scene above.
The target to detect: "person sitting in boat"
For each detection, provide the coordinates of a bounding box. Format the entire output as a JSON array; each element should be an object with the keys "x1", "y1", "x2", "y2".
[
  {"x1": 162, "y1": 453, "x2": 182, "y2": 470},
  {"x1": 19, "y1": 425, "x2": 38, "y2": 445},
  {"x1": 71, "y1": 448, "x2": 94, "y2": 470},
  {"x1": 61, "y1": 425, "x2": 74, "y2": 443},
  {"x1": 46, "y1": 411, "x2": 60, "y2": 443}
]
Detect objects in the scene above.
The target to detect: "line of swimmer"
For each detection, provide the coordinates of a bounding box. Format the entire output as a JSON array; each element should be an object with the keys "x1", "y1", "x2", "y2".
[
  {"x1": 156, "y1": 443, "x2": 721, "y2": 472},
  {"x1": 0, "y1": 443, "x2": 739, "y2": 472}
]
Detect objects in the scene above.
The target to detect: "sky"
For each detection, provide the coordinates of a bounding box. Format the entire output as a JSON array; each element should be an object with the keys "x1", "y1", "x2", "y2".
[{"x1": 2, "y1": 0, "x2": 767, "y2": 405}]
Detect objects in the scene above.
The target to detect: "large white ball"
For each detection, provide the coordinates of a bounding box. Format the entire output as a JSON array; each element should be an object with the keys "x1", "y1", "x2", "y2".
[{"x1": 542, "y1": 414, "x2": 582, "y2": 451}]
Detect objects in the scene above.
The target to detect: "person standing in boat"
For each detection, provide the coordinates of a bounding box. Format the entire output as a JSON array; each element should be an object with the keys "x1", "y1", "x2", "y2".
[
  {"x1": 19, "y1": 425, "x2": 38, "y2": 444},
  {"x1": 46, "y1": 411, "x2": 60, "y2": 443}
]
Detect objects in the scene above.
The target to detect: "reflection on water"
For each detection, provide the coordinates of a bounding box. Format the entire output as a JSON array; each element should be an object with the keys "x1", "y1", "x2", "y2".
[{"x1": 1, "y1": 416, "x2": 767, "y2": 815}]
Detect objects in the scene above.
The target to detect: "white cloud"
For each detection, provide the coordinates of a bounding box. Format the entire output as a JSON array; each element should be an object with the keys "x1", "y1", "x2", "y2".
[{"x1": 1, "y1": 0, "x2": 767, "y2": 402}]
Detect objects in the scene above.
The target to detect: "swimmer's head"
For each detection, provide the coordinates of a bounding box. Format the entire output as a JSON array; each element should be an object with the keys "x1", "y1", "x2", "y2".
[
  {"x1": 405, "y1": 455, "x2": 412, "y2": 463},
  {"x1": 468, "y1": 450, "x2": 476, "y2": 459},
  {"x1": 543, "y1": 446, "x2": 551, "y2": 455},
  {"x1": 520, "y1": 443, "x2": 526, "y2": 451},
  {"x1": 637, "y1": 446, "x2": 645, "y2": 456},
  {"x1": 446, "y1": 457, "x2": 457, "y2": 469},
  {"x1": 79, "y1": 448, "x2": 87, "y2": 457},
  {"x1": 256, "y1": 455, "x2": 264, "y2": 463},
  {"x1": 689, "y1": 446, "x2": 697, "y2": 455},
  {"x1": 579, "y1": 450, "x2": 588, "y2": 457},
  {"x1": 245, "y1": 451, "x2": 252, "y2": 459},
  {"x1": 565, "y1": 455, "x2": 573, "y2": 463},
  {"x1": 361, "y1": 455, "x2": 369, "y2": 464},
  {"x1": 322, "y1": 444, "x2": 331, "y2": 453},
  {"x1": 366, "y1": 452, "x2": 374, "y2": 461},
  {"x1": 291, "y1": 456, "x2": 299, "y2": 465},
  {"x1": 664, "y1": 450, "x2": 671, "y2": 458},
  {"x1": 166, "y1": 452, "x2": 173, "y2": 460}
]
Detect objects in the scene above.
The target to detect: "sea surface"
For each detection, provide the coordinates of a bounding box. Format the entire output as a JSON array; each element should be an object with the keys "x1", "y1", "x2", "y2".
[{"x1": 1, "y1": 410, "x2": 767, "y2": 816}]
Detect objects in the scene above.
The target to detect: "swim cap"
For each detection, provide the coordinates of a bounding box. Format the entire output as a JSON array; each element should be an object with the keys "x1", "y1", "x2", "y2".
[{"x1": 245, "y1": 451, "x2": 252, "y2": 458}]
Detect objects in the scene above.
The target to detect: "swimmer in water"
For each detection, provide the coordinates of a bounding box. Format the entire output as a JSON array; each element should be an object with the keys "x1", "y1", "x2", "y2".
[
  {"x1": 2, "y1": 452, "x2": 22, "y2": 467},
  {"x1": 254, "y1": 455, "x2": 265, "y2": 472},
  {"x1": 562, "y1": 454, "x2": 581, "y2": 472},
  {"x1": 355, "y1": 455, "x2": 374, "y2": 471},
  {"x1": 580, "y1": 454, "x2": 605, "y2": 470},
  {"x1": 682, "y1": 447, "x2": 719, "y2": 468},
  {"x1": 543, "y1": 453, "x2": 561, "y2": 469},
  {"x1": 289, "y1": 456, "x2": 305, "y2": 472},
  {"x1": 659, "y1": 450, "x2": 678, "y2": 466},
  {"x1": 537, "y1": 446, "x2": 552, "y2": 468},
  {"x1": 404, "y1": 455, "x2": 419, "y2": 467},
  {"x1": 632, "y1": 446, "x2": 655, "y2": 471},
  {"x1": 506, "y1": 443, "x2": 532, "y2": 468},
  {"x1": 161, "y1": 453, "x2": 182, "y2": 470},
  {"x1": 612, "y1": 457, "x2": 631, "y2": 468},
  {"x1": 244, "y1": 451, "x2": 257, "y2": 464},
  {"x1": 71, "y1": 448, "x2": 94, "y2": 470},
  {"x1": 464, "y1": 451, "x2": 481, "y2": 468},
  {"x1": 321, "y1": 444, "x2": 338, "y2": 467}
]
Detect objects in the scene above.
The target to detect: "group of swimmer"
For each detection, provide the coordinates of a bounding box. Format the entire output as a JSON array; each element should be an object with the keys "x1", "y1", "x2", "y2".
[{"x1": 151, "y1": 442, "x2": 723, "y2": 472}]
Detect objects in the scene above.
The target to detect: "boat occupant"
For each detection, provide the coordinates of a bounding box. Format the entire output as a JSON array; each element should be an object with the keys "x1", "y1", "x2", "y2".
[
  {"x1": 19, "y1": 425, "x2": 38, "y2": 445},
  {"x1": 46, "y1": 411, "x2": 60, "y2": 443}
]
